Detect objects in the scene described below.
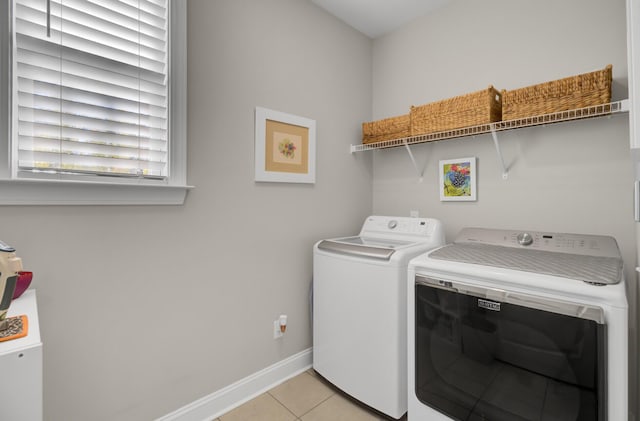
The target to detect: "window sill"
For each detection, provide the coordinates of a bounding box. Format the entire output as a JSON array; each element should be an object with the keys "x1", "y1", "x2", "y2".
[{"x1": 0, "y1": 178, "x2": 193, "y2": 205}]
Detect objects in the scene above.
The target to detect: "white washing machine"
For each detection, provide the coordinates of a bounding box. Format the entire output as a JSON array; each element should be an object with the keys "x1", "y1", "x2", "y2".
[
  {"x1": 407, "y1": 227, "x2": 628, "y2": 421},
  {"x1": 313, "y1": 215, "x2": 445, "y2": 419}
]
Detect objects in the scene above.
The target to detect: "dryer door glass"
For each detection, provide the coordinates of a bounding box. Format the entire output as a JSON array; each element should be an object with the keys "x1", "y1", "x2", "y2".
[{"x1": 414, "y1": 281, "x2": 605, "y2": 421}]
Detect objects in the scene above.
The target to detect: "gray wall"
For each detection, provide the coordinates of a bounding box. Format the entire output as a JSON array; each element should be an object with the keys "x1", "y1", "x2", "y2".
[
  {"x1": 370, "y1": 0, "x2": 637, "y2": 415},
  {"x1": 0, "y1": 1, "x2": 372, "y2": 420},
  {"x1": 371, "y1": 0, "x2": 631, "y2": 250}
]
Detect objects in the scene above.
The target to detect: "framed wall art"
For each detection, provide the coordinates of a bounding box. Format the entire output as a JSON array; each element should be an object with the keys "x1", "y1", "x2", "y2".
[
  {"x1": 439, "y1": 157, "x2": 477, "y2": 201},
  {"x1": 255, "y1": 107, "x2": 316, "y2": 183}
]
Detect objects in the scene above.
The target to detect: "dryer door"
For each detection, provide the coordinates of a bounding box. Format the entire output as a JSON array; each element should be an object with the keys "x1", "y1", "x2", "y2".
[{"x1": 414, "y1": 275, "x2": 605, "y2": 421}]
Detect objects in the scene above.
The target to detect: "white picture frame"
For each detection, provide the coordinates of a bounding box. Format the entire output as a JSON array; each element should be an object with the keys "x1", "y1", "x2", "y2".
[
  {"x1": 439, "y1": 157, "x2": 477, "y2": 201},
  {"x1": 254, "y1": 107, "x2": 316, "y2": 183}
]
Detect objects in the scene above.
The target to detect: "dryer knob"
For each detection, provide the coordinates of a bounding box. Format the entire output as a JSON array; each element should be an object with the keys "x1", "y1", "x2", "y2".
[
  {"x1": 388, "y1": 220, "x2": 398, "y2": 229},
  {"x1": 517, "y1": 232, "x2": 534, "y2": 246}
]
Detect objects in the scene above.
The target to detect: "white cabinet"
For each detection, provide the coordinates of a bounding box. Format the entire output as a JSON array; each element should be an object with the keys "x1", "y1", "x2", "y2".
[
  {"x1": 629, "y1": 0, "x2": 640, "y2": 147},
  {"x1": 0, "y1": 290, "x2": 42, "y2": 421}
]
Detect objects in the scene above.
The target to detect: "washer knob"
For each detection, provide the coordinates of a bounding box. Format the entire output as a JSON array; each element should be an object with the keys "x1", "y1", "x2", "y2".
[
  {"x1": 388, "y1": 220, "x2": 398, "y2": 229},
  {"x1": 517, "y1": 232, "x2": 534, "y2": 246}
]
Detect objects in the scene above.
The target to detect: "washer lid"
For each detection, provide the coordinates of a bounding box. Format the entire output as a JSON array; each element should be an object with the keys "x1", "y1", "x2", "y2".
[
  {"x1": 317, "y1": 236, "x2": 413, "y2": 260},
  {"x1": 429, "y1": 242, "x2": 623, "y2": 285},
  {"x1": 335, "y1": 236, "x2": 414, "y2": 248}
]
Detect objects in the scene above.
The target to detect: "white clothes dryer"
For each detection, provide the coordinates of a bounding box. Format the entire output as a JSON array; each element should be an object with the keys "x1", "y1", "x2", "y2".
[
  {"x1": 408, "y1": 227, "x2": 628, "y2": 421},
  {"x1": 313, "y1": 215, "x2": 445, "y2": 419}
]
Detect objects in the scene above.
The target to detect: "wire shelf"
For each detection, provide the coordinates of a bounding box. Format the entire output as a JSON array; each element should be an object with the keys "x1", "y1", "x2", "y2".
[{"x1": 350, "y1": 100, "x2": 629, "y2": 153}]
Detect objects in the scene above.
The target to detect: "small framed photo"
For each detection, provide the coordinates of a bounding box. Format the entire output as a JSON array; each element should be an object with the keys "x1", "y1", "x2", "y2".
[
  {"x1": 439, "y1": 157, "x2": 477, "y2": 201},
  {"x1": 255, "y1": 107, "x2": 316, "y2": 183}
]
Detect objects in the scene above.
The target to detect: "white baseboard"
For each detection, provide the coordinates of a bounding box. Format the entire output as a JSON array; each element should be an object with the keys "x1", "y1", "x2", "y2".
[{"x1": 156, "y1": 348, "x2": 313, "y2": 421}]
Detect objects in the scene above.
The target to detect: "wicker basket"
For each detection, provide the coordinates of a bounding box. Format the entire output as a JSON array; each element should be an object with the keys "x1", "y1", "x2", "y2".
[
  {"x1": 410, "y1": 86, "x2": 502, "y2": 136},
  {"x1": 501, "y1": 65, "x2": 612, "y2": 121},
  {"x1": 362, "y1": 114, "x2": 411, "y2": 144}
]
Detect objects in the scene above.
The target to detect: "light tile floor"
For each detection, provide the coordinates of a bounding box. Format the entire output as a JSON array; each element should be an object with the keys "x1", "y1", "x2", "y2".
[{"x1": 215, "y1": 369, "x2": 406, "y2": 421}]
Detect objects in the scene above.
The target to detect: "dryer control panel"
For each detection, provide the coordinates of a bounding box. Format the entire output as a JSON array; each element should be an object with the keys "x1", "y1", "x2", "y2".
[{"x1": 454, "y1": 227, "x2": 621, "y2": 258}]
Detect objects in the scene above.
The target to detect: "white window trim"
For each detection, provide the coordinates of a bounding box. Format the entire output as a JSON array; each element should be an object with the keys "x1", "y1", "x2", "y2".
[{"x1": 0, "y1": 0, "x2": 192, "y2": 205}]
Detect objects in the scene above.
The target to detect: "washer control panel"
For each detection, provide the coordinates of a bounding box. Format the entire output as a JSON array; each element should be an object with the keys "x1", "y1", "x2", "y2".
[
  {"x1": 361, "y1": 215, "x2": 440, "y2": 237},
  {"x1": 454, "y1": 227, "x2": 621, "y2": 258}
]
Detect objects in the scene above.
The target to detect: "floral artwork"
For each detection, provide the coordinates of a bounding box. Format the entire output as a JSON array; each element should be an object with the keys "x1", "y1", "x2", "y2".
[
  {"x1": 255, "y1": 107, "x2": 316, "y2": 183},
  {"x1": 278, "y1": 138, "x2": 297, "y2": 159},
  {"x1": 271, "y1": 130, "x2": 303, "y2": 166},
  {"x1": 439, "y1": 157, "x2": 476, "y2": 201}
]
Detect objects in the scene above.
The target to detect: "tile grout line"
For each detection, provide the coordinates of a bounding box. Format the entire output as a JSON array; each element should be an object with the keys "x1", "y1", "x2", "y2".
[
  {"x1": 266, "y1": 371, "x2": 337, "y2": 420},
  {"x1": 266, "y1": 390, "x2": 300, "y2": 420},
  {"x1": 291, "y1": 390, "x2": 337, "y2": 419}
]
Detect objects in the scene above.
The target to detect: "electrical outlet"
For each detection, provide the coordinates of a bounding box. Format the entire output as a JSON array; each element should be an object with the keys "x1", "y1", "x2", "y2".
[{"x1": 273, "y1": 320, "x2": 283, "y2": 339}]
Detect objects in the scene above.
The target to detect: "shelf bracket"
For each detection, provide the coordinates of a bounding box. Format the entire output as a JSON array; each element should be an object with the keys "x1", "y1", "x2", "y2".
[
  {"x1": 403, "y1": 140, "x2": 424, "y2": 182},
  {"x1": 490, "y1": 124, "x2": 509, "y2": 179}
]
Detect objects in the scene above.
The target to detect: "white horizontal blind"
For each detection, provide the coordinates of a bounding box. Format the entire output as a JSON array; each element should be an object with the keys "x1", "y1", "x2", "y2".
[{"x1": 13, "y1": 0, "x2": 168, "y2": 179}]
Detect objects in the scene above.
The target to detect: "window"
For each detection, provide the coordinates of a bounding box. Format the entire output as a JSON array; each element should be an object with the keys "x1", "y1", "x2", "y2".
[{"x1": 0, "y1": 0, "x2": 188, "y2": 205}]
